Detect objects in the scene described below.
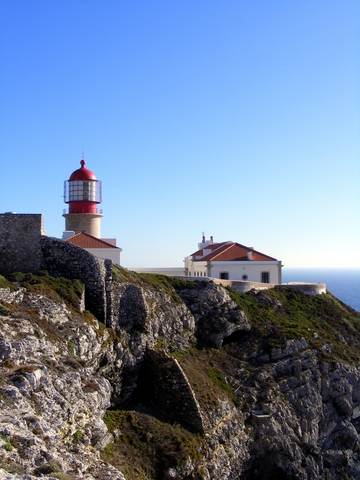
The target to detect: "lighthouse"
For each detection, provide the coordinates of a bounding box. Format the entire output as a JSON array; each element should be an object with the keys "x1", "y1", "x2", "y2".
[
  {"x1": 62, "y1": 159, "x2": 122, "y2": 265},
  {"x1": 63, "y1": 159, "x2": 103, "y2": 238}
]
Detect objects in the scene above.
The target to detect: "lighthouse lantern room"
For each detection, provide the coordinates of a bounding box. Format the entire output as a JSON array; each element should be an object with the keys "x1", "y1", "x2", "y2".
[{"x1": 63, "y1": 159, "x2": 103, "y2": 238}]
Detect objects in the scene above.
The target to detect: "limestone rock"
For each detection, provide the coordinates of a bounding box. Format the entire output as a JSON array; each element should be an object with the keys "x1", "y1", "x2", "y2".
[
  {"x1": 175, "y1": 282, "x2": 250, "y2": 347},
  {"x1": 1, "y1": 273, "x2": 360, "y2": 479}
]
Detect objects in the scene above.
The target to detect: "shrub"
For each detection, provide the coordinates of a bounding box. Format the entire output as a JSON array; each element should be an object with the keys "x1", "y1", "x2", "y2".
[
  {"x1": 0, "y1": 434, "x2": 13, "y2": 452},
  {"x1": 5, "y1": 272, "x2": 84, "y2": 310},
  {"x1": 0, "y1": 275, "x2": 10, "y2": 288},
  {"x1": 72, "y1": 430, "x2": 84, "y2": 443},
  {"x1": 102, "y1": 410, "x2": 203, "y2": 480}
]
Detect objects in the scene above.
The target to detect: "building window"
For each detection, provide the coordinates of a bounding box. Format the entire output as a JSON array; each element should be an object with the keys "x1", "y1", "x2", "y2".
[
  {"x1": 261, "y1": 272, "x2": 270, "y2": 283},
  {"x1": 219, "y1": 272, "x2": 229, "y2": 280},
  {"x1": 242, "y1": 274, "x2": 248, "y2": 280}
]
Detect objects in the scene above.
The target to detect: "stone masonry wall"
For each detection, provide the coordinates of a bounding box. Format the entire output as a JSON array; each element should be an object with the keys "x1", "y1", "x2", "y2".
[
  {"x1": 0, "y1": 214, "x2": 44, "y2": 274},
  {"x1": 40, "y1": 237, "x2": 108, "y2": 324},
  {"x1": 138, "y1": 349, "x2": 205, "y2": 434},
  {"x1": 0, "y1": 214, "x2": 114, "y2": 324}
]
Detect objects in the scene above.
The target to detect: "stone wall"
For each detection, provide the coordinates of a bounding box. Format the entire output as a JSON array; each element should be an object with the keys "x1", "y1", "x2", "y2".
[
  {"x1": 176, "y1": 276, "x2": 327, "y2": 296},
  {"x1": 40, "y1": 237, "x2": 109, "y2": 324},
  {"x1": 138, "y1": 349, "x2": 205, "y2": 434},
  {"x1": 0, "y1": 214, "x2": 114, "y2": 324},
  {"x1": 281, "y1": 282, "x2": 327, "y2": 295},
  {"x1": 0, "y1": 214, "x2": 44, "y2": 274}
]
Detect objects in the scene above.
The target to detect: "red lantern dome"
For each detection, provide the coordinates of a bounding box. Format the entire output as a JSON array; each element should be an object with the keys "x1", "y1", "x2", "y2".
[{"x1": 69, "y1": 160, "x2": 97, "y2": 181}]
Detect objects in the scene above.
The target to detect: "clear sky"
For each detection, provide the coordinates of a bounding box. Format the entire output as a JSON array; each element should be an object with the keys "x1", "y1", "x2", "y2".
[{"x1": 0, "y1": 1, "x2": 359, "y2": 268}]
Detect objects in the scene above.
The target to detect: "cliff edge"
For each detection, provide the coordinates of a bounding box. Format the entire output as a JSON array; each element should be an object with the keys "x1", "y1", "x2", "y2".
[{"x1": 0, "y1": 269, "x2": 360, "y2": 480}]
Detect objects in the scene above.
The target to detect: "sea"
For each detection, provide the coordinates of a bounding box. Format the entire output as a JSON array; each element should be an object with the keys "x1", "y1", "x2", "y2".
[{"x1": 283, "y1": 269, "x2": 360, "y2": 312}]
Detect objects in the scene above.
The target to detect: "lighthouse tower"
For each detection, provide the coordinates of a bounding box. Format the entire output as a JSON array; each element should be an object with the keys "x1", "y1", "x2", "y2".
[{"x1": 63, "y1": 159, "x2": 102, "y2": 238}]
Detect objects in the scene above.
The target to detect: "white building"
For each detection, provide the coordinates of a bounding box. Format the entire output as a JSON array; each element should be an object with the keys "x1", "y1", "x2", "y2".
[{"x1": 185, "y1": 236, "x2": 282, "y2": 284}]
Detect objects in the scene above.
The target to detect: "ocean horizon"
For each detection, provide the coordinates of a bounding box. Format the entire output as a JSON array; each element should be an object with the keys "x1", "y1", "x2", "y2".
[{"x1": 283, "y1": 268, "x2": 360, "y2": 312}]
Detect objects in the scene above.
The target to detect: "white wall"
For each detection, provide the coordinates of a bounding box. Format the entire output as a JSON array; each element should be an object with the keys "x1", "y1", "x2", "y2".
[
  {"x1": 184, "y1": 257, "x2": 208, "y2": 277},
  {"x1": 209, "y1": 261, "x2": 281, "y2": 284},
  {"x1": 85, "y1": 247, "x2": 121, "y2": 265}
]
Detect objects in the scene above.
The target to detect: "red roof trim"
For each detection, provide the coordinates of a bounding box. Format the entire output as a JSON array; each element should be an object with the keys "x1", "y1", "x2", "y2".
[
  {"x1": 190, "y1": 241, "x2": 277, "y2": 262},
  {"x1": 65, "y1": 231, "x2": 120, "y2": 249}
]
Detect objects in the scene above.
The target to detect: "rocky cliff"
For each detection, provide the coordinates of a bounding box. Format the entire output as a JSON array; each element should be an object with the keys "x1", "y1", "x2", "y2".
[{"x1": 0, "y1": 269, "x2": 360, "y2": 479}]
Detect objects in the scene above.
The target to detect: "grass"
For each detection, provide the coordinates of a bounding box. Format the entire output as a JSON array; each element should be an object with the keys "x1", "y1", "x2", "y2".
[
  {"x1": 137, "y1": 273, "x2": 182, "y2": 303},
  {"x1": 0, "y1": 459, "x2": 25, "y2": 475},
  {"x1": 67, "y1": 339, "x2": 77, "y2": 356},
  {"x1": 112, "y1": 265, "x2": 186, "y2": 303},
  {"x1": 0, "y1": 434, "x2": 14, "y2": 452},
  {"x1": 5, "y1": 271, "x2": 84, "y2": 310},
  {"x1": 102, "y1": 410, "x2": 203, "y2": 480},
  {"x1": 112, "y1": 265, "x2": 140, "y2": 283},
  {"x1": 173, "y1": 348, "x2": 238, "y2": 410},
  {"x1": 0, "y1": 275, "x2": 11, "y2": 288},
  {"x1": 207, "y1": 367, "x2": 236, "y2": 402},
  {"x1": 227, "y1": 287, "x2": 360, "y2": 363},
  {"x1": 72, "y1": 429, "x2": 84, "y2": 443}
]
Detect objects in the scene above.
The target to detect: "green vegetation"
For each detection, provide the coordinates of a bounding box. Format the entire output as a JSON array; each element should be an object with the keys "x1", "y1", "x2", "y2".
[
  {"x1": 112, "y1": 265, "x2": 140, "y2": 283},
  {"x1": 67, "y1": 340, "x2": 77, "y2": 356},
  {"x1": 0, "y1": 275, "x2": 11, "y2": 288},
  {"x1": 166, "y1": 276, "x2": 199, "y2": 290},
  {"x1": 0, "y1": 459, "x2": 25, "y2": 475},
  {"x1": 72, "y1": 429, "x2": 84, "y2": 443},
  {"x1": 0, "y1": 434, "x2": 13, "y2": 452},
  {"x1": 102, "y1": 410, "x2": 203, "y2": 480},
  {"x1": 207, "y1": 367, "x2": 235, "y2": 401},
  {"x1": 174, "y1": 348, "x2": 238, "y2": 409},
  {"x1": 154, "y1": 336, "x2": 169, "y2": 350},
  {"x1": 112, "y1": 265, "x2": 199, "y2": 303},
  {"x1": 5, "y1": 271, "x2": 84, "y2": 310},
  {"x1": 0, "y1": 304, "x2": 11, "y2": 316},
  {"x1": 227, "y1": 287, "x2": 360, "y2": 363},
  {"x1": 137, "y1": 273, "x2": 182, "y2": 303}
]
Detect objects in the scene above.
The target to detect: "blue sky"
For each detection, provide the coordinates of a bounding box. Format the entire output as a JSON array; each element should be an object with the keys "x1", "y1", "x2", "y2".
[{"x1": 0, "y1": 1, "x2": 359, "y2": 267}]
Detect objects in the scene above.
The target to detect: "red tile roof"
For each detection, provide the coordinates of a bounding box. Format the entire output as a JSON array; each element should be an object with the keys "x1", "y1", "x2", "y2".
[
  {"x1": 65, "y1": 232, "x2": 120, "y2": 249},
  {"x1": 191, "y1": 242, "x2": 277, "y2": 262}
]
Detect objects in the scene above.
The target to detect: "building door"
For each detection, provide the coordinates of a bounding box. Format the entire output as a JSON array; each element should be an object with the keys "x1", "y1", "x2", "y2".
[{"x1": 261, "y1": 271, "x2": 270, "y2": 283}]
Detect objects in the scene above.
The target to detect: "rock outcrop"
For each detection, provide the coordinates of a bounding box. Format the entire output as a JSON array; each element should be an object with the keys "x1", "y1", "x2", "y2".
[{"x1": 0, "y1": 271, "x2": 360, "y2": 479}]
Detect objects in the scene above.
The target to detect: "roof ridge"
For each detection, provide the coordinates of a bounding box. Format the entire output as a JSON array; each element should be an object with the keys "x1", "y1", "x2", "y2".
[{"x1": 66, "y1": 231, "x2": 119, "y2": 249}]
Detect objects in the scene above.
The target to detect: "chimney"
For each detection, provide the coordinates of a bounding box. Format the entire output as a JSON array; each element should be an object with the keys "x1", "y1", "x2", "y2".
[{"x1": 247, "y1": 248, "x2": 253, "y2": 260}]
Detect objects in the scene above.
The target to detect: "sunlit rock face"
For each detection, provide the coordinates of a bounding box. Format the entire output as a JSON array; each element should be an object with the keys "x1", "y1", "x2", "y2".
[{"x1": 1, "y1": 271, "x2": 360, "y2": 480}]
